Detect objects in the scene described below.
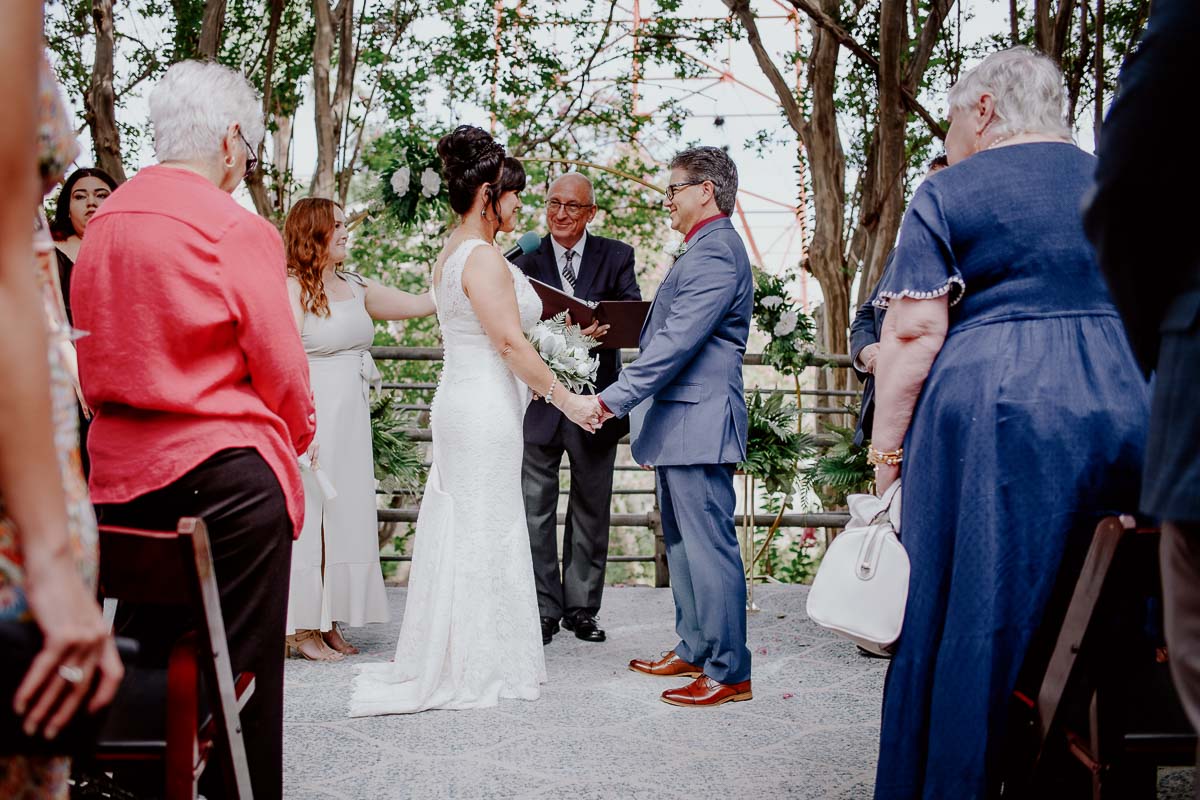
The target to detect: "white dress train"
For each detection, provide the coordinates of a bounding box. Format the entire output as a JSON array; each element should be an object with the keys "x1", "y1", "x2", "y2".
[{"x1": 349, "y1": 238, "x2": 547, "y2": 715}]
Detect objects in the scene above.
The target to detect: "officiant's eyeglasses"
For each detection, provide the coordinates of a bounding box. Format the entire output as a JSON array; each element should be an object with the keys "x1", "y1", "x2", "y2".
[
  {"x1": 665, "y1": 180, "x2": 704, "y2": 201},
  {"x1": 545, "y1": 200, "x2": 595, "y2": 218}
]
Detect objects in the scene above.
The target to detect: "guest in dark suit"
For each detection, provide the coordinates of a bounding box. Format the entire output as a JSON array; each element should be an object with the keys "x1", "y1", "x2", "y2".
[
  {"x1": 512, "y1": 173, "x2": 641, "y2": 645},
  {"x1": 849, "y1": 155, "x2": 946, "y2": 447},
  {"x1": 1084, "y1": 0, "x2": 1200, "y2": 765}
]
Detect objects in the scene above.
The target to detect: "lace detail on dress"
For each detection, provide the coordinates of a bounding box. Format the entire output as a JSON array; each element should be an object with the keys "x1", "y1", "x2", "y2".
[
  {"x1": 872, "y1": 275, "x2": 966, "y2": 310},
  {"x1": 349, "y1": 236, "x2": 546, "y2": 716}
]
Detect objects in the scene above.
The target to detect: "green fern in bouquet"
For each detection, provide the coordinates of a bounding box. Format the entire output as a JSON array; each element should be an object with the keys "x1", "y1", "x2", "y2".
[{"x1": 370, "y1": 394, "x2": 426, "y2": 495}]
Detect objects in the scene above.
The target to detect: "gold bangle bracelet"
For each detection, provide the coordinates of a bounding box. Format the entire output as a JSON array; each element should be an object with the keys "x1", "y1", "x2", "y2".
[{"x1": 867, "y1": 444, "x2": 903, "y2": 466}]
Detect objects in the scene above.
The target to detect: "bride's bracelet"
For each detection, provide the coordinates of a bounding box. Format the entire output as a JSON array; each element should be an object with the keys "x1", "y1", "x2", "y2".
[
  {"x1": 867, "y1": 444, "x2": 903, "y2": 466},
  {"x1": 544, "y1": 377, "x2": 558, "y2": 406}
]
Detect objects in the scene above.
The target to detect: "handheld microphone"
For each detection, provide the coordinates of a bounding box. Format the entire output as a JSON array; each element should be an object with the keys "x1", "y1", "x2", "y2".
[{"x1": 504, "y1": 232, "x2": 542, "y2": 262}]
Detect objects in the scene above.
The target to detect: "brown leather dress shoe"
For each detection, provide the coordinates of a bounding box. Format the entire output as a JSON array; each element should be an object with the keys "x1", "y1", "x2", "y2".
[
  {"x1": 660, "y1": 675, "x2": 752, "y2": 707},
  {"x1": 628, "y1": 650, "x2": 703, "y2": 678}
]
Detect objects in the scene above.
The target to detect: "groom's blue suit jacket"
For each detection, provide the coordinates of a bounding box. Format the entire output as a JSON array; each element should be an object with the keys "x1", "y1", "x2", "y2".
[{"x1": 599, "y1": 217, "x2": 753, "y2": 466}]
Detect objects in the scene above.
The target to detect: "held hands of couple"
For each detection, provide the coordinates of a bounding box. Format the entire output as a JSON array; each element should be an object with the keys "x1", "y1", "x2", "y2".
[{"x1": 557, "y1": 393, "x2": 612, "y2": 434}]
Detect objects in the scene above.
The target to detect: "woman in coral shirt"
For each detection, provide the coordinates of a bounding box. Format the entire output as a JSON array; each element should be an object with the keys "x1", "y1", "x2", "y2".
[{"x1": 72, "y1": 61, "x2": 315, "y2": 800}]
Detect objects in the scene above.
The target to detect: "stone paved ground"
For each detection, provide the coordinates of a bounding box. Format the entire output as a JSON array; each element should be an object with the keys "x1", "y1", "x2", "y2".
[{"x1": 283, "y1": 585, "x2": 1195, "y2": 799}]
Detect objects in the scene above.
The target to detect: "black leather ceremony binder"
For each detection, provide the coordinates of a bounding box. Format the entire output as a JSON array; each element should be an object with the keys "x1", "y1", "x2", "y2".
[{"x1": 528, "y1": 278, "x2": 650, "y2": 349}]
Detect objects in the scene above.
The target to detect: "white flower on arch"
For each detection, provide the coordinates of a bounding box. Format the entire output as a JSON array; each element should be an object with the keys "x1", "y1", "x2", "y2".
[
  {"x1": 774, "y1": 309, "x2": 798, "y2": 338},
  {"x1": 420, "y1": 168, "x2": 441, "y2": 198}
]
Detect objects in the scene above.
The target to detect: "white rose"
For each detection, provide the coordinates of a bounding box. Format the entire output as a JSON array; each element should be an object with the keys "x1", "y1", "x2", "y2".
[
  {"x1": 389, "y1": 166, "x2": 411, "y2": 197},
  {"x1": 420, "y1": 168, "x2": 441, "y2": 198},
  {"x1": 541, "y1": 332, "x2": 566, "y2": 358},
  {"x1": 576, "y1": 362, "x2": 592, "y2": 377},
  {"x1": 774, "y1": 310, "x2": 798, "y2": 337},
  {"x1": 794, "y1": 338, "x2": 816, "y2": 355},
  {"x1": 572, "y1": 346, "x2": 590, "y2": 362},
  {"x1": 761, "y1": 295, "x2": 784, "y2": 309}
]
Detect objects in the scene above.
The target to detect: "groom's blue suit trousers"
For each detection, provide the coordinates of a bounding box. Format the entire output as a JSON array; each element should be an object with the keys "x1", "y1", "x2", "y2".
[{"x1": 657, "y1": 463, "x2": 751, "y2": 684}]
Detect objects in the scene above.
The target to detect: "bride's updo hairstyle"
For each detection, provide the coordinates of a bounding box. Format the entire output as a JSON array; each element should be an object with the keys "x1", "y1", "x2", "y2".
[{"x1": 437, "y1": 125, "x2": 506, "y2": 216}]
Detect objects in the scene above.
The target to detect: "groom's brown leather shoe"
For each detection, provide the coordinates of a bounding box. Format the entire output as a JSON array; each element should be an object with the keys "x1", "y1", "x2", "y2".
[
  {"x1": 660, "y1": 675, "x2": 753, "y2": 707},
  {"x1": 628, "y1": 650, "x2": 702, "y2": 678}
]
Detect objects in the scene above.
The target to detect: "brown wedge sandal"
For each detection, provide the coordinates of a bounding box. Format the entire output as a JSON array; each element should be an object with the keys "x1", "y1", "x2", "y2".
[{"x1": 286, "y1": 629, "x2": 345, "y2": 661}]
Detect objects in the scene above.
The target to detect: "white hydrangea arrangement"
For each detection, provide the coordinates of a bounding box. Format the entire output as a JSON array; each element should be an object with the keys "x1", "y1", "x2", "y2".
[{"x1": 527, "y1": 312, "x2": 601, "y2": 393}]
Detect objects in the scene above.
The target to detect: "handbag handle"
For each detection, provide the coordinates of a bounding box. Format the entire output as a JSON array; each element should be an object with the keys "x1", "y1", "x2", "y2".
[{"x1": 870, "y1": 480, "x2": 902, "y2": 525}]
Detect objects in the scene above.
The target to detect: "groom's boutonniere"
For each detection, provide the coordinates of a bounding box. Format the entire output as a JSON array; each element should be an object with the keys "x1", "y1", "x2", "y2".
[{"x1": 672, "y1": 241, "x2": 688, "y2": 263}]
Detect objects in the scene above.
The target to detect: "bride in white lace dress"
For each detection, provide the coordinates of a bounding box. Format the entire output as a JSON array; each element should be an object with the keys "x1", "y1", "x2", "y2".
[{"x1": 350, "y1": 127, "x2": 602, "y2": 716}]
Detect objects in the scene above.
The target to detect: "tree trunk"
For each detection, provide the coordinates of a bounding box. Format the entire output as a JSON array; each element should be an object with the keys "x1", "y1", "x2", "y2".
[
  {"x1": 197, "y1": 0, "x2": 226, "y2": 58},
  {"x1": 311, "y1": 0, "x2": 356, "y2": 199},
  {"x1": 246, "y1": 0, "x2": 284, "y2": 220},
  {"x1": 855, "y1": 0, "x2": 954, "y2": 303},
  {"x1": 1093, "y1": 0, "x2": 1105, "y2": 149},
  {"x1": 1035, "y1": 0, "x2": 1078, "y2": 62},
  {"x1": 860, "y1": 0, "x2": 906, "y2": 309},
  {"x1": 805, "y1": 0, "x2": 850, "y2": 385},
  {"x1": 1010, "y1": 0, "x2": 1020, "y2": 45},
  {"x1": 311, "y1": 0, "x2": 337, "y2": 198},
  {"x1": 272, "y1": 110, "x2": 294, "y2": 212},
  {"x1": 1064, "y1": 2, "x2": 1088, "y2": 124},
  {"x1": 87, "y1": 0, "x2": 126, "y2": 183}
]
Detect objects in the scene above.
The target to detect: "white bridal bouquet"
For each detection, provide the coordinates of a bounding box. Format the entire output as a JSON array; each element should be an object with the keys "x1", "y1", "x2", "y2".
[{"x1": 527, "y1": 312, "x2": 601, "y2": 393}]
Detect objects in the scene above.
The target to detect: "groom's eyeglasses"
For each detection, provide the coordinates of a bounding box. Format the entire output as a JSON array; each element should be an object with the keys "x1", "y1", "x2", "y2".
[
  {"x1": 545, "y1": 200, "x2": 594, "y2": 218},
  {"x1": 665, "y1": 180, "x2": 704, "y2": 201}
]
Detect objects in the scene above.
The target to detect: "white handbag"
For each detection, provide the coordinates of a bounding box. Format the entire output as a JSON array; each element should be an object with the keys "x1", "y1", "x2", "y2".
[{"x1": 805, "y1": 480, "x2": 908, "y2": 656}]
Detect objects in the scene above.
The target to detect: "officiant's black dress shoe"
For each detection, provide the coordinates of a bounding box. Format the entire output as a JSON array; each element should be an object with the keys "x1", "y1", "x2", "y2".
[
  {"x1": 540, "y1": 617, "x2": 559, "y2": 645},
  {"x1": 562, "y1": 613, "x2": 606, "y2": 642}
]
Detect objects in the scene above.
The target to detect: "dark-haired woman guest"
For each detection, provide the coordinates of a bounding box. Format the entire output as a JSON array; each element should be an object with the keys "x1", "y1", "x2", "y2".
[
  {"x1": 283, "y1": 197, "x2": 434, "y2": 661},
  {"x1": 49, "y1": 167, "x2": 116, "y2": 477},
  {"x1": 51, "y1": 167, "x2": 116, "y2": 325}
]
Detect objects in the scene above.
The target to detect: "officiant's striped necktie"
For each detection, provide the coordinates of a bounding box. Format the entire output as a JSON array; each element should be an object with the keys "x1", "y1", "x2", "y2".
[{"x1": 562, "y1": 249, "x2": 577, "y2": 289}]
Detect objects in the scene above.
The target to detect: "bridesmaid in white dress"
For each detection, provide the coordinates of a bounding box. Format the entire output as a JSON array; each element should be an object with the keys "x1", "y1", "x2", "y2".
[
  {"x1": 350, "y1": 128, "x2": 602, "y2": 715},
  {"x1": 283, "y1": 198, "x2": 435, "y2": 661}
]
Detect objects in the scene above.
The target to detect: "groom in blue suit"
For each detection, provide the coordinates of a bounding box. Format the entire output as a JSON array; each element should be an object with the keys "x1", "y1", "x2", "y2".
[{"x1": 593, "y1": 146, "x2": 754, "y2": 706}]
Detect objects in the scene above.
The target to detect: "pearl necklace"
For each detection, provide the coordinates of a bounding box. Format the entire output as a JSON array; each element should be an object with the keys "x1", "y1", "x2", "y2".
[{"x1": 984, "y1": 131, "x2": 1024, "y2": 150}]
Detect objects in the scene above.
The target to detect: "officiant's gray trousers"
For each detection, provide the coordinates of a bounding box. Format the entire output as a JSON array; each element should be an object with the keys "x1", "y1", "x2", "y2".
[
  {"x1": 522, "y1": 423, "x2": 618, "y2": 620},
  {"x1": 658, "y1": 463, "x2": 752, "y2": 685}
]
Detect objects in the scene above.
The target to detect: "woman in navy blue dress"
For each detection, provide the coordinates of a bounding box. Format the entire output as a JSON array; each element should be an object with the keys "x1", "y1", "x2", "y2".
[{"x1": 869, "y1": 47, "x2": 1150, "y2": 799}]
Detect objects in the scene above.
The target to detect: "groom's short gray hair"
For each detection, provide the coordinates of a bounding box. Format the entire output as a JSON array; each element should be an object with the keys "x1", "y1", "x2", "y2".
[{"x1": 670, "y1": 146, "x2": 738, "y2": 216}]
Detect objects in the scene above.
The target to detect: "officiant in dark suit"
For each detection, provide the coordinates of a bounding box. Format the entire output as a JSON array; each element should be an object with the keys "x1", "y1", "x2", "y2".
[{"x1": 513, "y1": 173, "x2": 641, "y2": 645}]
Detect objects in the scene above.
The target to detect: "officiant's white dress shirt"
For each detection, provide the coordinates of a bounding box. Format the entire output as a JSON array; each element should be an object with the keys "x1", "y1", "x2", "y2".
[{"x1": 550, "y1": 230, "x2": 588, "y2": 297}]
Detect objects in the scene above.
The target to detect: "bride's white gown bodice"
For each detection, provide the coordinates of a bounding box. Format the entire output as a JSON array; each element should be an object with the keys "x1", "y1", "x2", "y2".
[{"x1": 350, "y1": 238, "x2": 547, "y2": 715}]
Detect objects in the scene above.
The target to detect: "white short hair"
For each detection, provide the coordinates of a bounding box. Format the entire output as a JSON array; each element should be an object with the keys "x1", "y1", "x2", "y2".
[
  {"x1": 148, "y1": 61, "x2": 265, "y2": 163},
  {"x1": 947, "y1": 47, "x2": 1072, "y2": 140}
]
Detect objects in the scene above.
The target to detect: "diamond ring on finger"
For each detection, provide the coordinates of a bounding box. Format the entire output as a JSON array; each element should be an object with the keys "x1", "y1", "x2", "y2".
[{"x1": 57, "y1": 665, "x2": 85, "y2": 684}]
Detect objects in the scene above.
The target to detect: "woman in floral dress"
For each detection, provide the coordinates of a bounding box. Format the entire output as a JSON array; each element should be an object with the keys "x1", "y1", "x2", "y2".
[{"x1": 0, "y1": 14, "x2": 123, "y2": 797}]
